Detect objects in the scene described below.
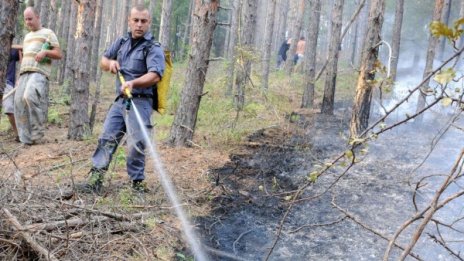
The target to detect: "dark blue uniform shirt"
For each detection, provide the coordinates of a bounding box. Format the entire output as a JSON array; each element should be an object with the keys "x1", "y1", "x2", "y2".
[
  {"x1": 103, "y1": 32, "x2": 165, "y2": 96},
  {"x1": 7, "y1": 49, "x2": 20, "y2": 86}
]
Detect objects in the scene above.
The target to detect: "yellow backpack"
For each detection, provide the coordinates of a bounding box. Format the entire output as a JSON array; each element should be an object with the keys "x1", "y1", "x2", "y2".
[
  {"x1": 154, "y1": 50, "x2": 172, "y2": 115},
  {"x1": 115, "y1": 37, "x2": 173, "y2": 114}
]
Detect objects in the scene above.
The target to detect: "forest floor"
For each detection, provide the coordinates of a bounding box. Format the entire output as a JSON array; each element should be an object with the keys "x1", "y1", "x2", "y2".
[
  {"x1": 1, "y1": 66, "x2": 462, "y2": 260},
  {"x1": 0, "y1": 94, "x2": 232, "y2": 260}
]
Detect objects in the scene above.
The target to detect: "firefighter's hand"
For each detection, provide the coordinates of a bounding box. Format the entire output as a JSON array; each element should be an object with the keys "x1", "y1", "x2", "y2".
[
  {"x1": 120, "y1": 81, "x2": 134, "y2": 98},
  {"x1": 109, "y1": 60, "x2": 120, "y2": 74}
]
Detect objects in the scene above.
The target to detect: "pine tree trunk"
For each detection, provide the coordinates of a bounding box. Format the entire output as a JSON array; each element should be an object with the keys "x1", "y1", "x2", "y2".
[
  {"x1": 261, "y1": 0, "x2": 276, "y2": 90},
  {"x1": 273, "y1": 0, "x2": 289, "y2": 53},
  {"x1": 456, "y1": 0, "x2": 464, "y2": 68},
  {"x1": 459, "y1": 0, "x2": 464, "y2": 48},
  {"x1": 438, "y1": 0, "x2": 451, "y2": 61},
  {"x1": 254, "y1": 0, "x2": 267, "y2": 49},
  {"x1": 390, "y1": 0, "x2": 404, "y2": 81},
  {"x1": 34, "y1": 0, "x2": 42, "y2": 12},
  {"x1": 234, "y1": 0, "x2": 257, "y2": 110},
  {"x1": 57, "y1": 0, "x2": 71, "y2": 84},
  {"x1": 226, "y1": 0, "x2": 240, "y2": 96},
  {"x1": 47, "y1": 0, "x2": 57, "y2": 31},
  {"x1": 159, "y1": 0, "x2": 173, "y2": 48},
  {"x1": 63, "y1": 2, "x2": 78, "y2": 89},
  {"x1": 350, "y1": 0, "x2": 360, "y2": 66},
  {"x1": 416, "y1": 0, "x2": 444, "y2": 120},
  {"x1": 0, "y1": 0, "x2": 19, "y2": 103},
  {"x1": 90, "y1": 0, "x2": 111, "y2": 132},
  {"x1": 301, "y1": 0, "x2": 321, "y2": 109},
  {"x1": 181, "y1": 0, "x2": 194, "y2": 60},
  {"x1": 354, "y1": 0, "x2": 370, "y2": 67},
  {"x1": 39, "y1": 0, "x2": 49, "y2": 29},
  {"x1": 168, "y1": 0, "x2": 219, "y2": 147},
  {"x1": 350, "y1": 0, "x2": 385, "y2": 138},
  {"x1": 125, "y1": 1, "x2": 131, "y2": 33},
  {"x1": 109, "y1": 0, "x2": 118, "y2": 44},
  {"x1": 90, "y1": 0, "x2": 103, "y2": 82},
  {"x1": 149, "y1": 0, "x2": 158, "y2": 34},
  {"x1": 57, "y1": 0, "x2": 70, "y2": 45},
  {"x1": 285, "y1": 0, "x2": 305, "y2": 74},
  {"x1": 321, "y1": 0, "x2": 345, "y2": 115},
  {"x1": 68, "y1": 0, "x2": 96, "y2": 140}
]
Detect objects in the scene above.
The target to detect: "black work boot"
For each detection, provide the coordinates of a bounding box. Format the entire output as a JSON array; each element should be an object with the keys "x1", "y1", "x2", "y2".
[
  {"x1": 132, "y1": 180, "x2": 149, "y2": 193},
  {"x1": 77, "y1": 168, "x2": 104, "y2": 194}
]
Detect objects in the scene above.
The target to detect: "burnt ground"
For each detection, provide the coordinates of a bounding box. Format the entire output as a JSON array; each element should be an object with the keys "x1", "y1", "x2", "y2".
[
  {"x1": 0, "y1": 80, "x2": 462, "y2": 261},
  {"x1": 199, "y1": 107, "x2": 464, "y2": 261}
]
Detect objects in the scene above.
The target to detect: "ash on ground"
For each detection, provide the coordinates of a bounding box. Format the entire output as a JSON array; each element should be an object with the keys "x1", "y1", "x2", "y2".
[{"x1": 200, "y1": 108, "x2": 464, "y2": 261}]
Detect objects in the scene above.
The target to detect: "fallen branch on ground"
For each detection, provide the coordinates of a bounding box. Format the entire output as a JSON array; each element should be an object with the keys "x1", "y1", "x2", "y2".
[{"x1": 2, "y1": 208, "x2": 59, "y2": 261}]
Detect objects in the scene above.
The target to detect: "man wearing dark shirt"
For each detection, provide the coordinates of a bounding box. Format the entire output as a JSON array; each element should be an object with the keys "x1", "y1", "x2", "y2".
[
  {"x1": 2, "y1": 47, "x2": 21, "y2": 141},
  {"x1": 276, "y1": 38, "x2": 291, "y2": 69},
  {"x1": 80, "y1": 4, "x2": 165, "y2": 194}
]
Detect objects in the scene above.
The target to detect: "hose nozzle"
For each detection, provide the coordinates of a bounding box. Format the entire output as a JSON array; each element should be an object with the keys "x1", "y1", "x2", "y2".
[
  {"x1": 117, "y1": 70, "x2": 132, "y2": 110},
  {"x1": 117, "y1": 71, "x2": 132, "y2": 99}
]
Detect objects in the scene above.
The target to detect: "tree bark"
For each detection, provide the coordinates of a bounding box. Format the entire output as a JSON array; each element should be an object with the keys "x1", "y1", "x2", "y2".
[
  {"x1": 168, "y1": 0, "x2": 219, "y2": 147},
  {"x1": 47, "y1": 0, "x2": 57, "y2": 31},
  {"x1": 350, "y1": 0, "x2": 360, "y2": 66},
  {"x1": 354, "y1": 0, "x2": 370, "y2": 67},
  {"x1": 33, "y1": 0, "x2": 42, "y2": 11},
  {"x1": 261, "y1": 0, "x2": 277, "y2": 90},
  {"x1": 0, "y1": 0, "x2": 19, "y2": 104},
  {"x1": 181, "y1": 0, "x2": 194, "y2": 60},
  {"x1": 416, "y1": 0, "x2": 444, "y2": 120},
  {"x1": 90, "y1": 0, "x2": 103, "y2": 82},
  {"x1": 459, "y1": 0, "x2": 464, "y2": 48},
  {"x1": 62, "y1": 1, "x2": 78, "y2": 89},
  {"x1": 273, "y1": 0, "x2": 289, "y2": 55},
  {"x1": 159, "y1": 0, "x2": 173, "y2": 49},
  {"x1": 234, "y1": 0, "x2": 257, "y2": 111},
  {"x1": 321, "y1": 0, "x2": 345, "y2": 115},
  {"x1": 68, "y1": 0, "x2": 96, "y2": 140},
  {"x1": 57, "y1": 0, "x2": 70, "y2": 45},
  {"x1": 301, "y1": 0, "x2": 321, "y2": 108},
  {"x1": 285, "y1": 0, "x2": 305, "y2": 74},
  {"x1": 253, "y1": 0, "x2": 267, "y2": 49},
  {"x1": 226, "y1": 0, "x2": 240, "y2": 96},
  {"x1": 438, "y1": 0, "x2": 452, "y2": 61},
  {"x1": 350, "y1": 0, "x2": 385, "y2": 138},
  {"x1": 390, "y1": 0, "x2": 405, "y2": 81},
  {"x1": 39, "y1": 0, "x2": 49, "y2": 29}
]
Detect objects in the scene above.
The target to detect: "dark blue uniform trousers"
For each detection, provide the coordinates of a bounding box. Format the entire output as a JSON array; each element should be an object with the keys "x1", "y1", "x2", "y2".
[{"x1": 91, "y1": 97, "x2": 153, "y2": 181}]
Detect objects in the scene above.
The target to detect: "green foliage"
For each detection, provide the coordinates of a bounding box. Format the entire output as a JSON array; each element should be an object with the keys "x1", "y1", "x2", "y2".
[
  {"x1": 158, "y1": 51, "x2": 358, "y2": 148},
  {"x1": 175, "y1": 252, "x2": 194, "y2": 261},
  {"x1": 243, "y1": 102, "x2": 265, "y2": 117},
  {"x1": 433, "y1": 68, "x2": 456, "y2": 85},
  {"x1": 118, "y1": 188, "x2": 134, "y2": 206},
  {"x1": 154, "y1": 114, "x2": 174, "y2": 141},
  {"x1": 441, "y1": 97, "x2": 453, "y2": 107},
  {"x1": 308, "y1": 171, "x2": 318, "y2": 183},
  {"x1": 430, "y1": 18, "x2": 464, "y2": 43},
  {"x1": 48, "y1": 108, "x2": 62, "y2": 125},
  {"x1": 114, "y1": 147, "x2": 126, "y2": 167}
]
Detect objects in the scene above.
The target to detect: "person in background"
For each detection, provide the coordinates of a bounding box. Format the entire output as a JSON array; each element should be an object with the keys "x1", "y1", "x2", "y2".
[
  {"x1": 15, "y1": 6, "x2": 62, "y2": 145},
  {"x1": 293, "y1": 36, "x2": 306, "y2": 65},
  {"x1": 2, "y1": 46, "x2": 22, "y2": 141},
  {"x1": 80, "y1": 4, "x2": 165, "y2": 194},
  {"x1": 276, "y1": 38, "x2": 292, "y2": 69}
]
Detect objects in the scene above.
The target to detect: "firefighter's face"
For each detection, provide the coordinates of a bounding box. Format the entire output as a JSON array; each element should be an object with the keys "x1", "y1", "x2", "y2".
[{"x1": 128, "y1": 8, "x2": 150, "y2": 39}]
